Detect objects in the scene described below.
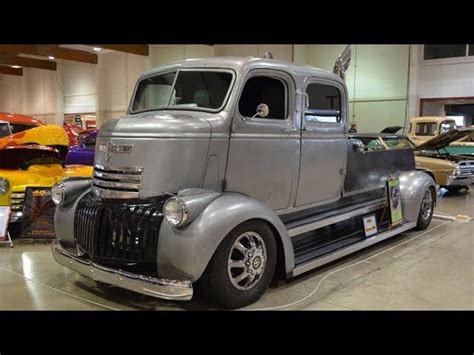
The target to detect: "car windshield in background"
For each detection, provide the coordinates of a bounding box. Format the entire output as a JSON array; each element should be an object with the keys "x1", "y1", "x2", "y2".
[
  {"x1": 439, "y1": 121, "x2": 456, "y2": 134},
  {"x1": 382, "y1": 137, "x2": 415, "y2": 149},
  {"x1": 131, "y1": 70, "x2": 233, "y2": 113},
  {"x1": 0, "y1": 123, "x2": 11, "y2": 138}
]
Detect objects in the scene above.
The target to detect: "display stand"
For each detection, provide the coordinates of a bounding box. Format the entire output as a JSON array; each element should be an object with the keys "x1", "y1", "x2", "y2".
[
  {"x1": 0, "y1": 207, "x2": 13, "y2": 248},
  {"x1": 0, "y1": 231, "x2": 13, "y2": 248}
]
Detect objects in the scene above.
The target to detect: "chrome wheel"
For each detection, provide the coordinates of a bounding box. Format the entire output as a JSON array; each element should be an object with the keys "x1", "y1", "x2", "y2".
[
  {"x1": 227, "y1": 231, "x2": 267, "y2": 291},
  {"x1": 421, "y1": 189, "x2": 433, "y2": 220}
]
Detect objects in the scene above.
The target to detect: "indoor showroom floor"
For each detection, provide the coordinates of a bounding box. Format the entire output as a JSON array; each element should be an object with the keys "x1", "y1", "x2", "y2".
[{"x1": 0, "y1": 189, "x2": 472, "y2": 311}]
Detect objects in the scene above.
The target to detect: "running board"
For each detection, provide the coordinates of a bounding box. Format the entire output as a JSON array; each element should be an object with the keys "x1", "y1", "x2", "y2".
[
  {"x1": 287, "y1": 199, "x2": 387, "y2": 238},
  {"x1": 290, "y1": 221, "x2": 416, "y2": 277}
]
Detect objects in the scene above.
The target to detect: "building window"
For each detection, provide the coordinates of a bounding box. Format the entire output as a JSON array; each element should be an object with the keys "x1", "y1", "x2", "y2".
[
  {"x1": 424, "y1": 45, "x2": 469, "y2": 60},
  {"x1": 469, "y1": 45, "x2": 474, "y2": 56}
]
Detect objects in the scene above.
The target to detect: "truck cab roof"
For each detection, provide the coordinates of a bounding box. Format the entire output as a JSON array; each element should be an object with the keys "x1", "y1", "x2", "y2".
[{"x1": 140, "y1": 56, "x2": 343, "y2": 84}]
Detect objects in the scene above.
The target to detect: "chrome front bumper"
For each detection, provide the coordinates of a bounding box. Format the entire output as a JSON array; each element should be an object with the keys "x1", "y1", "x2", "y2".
[
  {"x1": 52, "y1": 241, "x2": 193, "y2": 301},
  {"x1": 446, "y1": 175, "x2": 474, "y2": 186}
]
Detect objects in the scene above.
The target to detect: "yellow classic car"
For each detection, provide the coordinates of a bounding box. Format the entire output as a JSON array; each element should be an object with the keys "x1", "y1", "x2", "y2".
[
  {"x1": 408, "y1": 116, "x2": 474, "y2": 156},
  {"x1": 351, "y1": 128, "x2": 474, "y2": 192},
  {"x1": 0, "y1": 121, "x2": 92, "y2": 223}
]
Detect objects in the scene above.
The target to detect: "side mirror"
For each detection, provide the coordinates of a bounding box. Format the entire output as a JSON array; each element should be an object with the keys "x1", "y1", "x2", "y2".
[
  {"x1": 352, "y1": 140, "x2": 366, "y2": 153},
  {"x1": 253, "y1": 103, "x2": 269, "y2": 118}
]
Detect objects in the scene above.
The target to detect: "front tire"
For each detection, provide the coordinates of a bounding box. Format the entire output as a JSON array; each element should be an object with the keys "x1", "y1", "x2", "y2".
[
  {"x1": 415, "y1": 187, "x2": 434, "y2": 230},
  {"x1": 196, "y1": 220, "x2": 277, "y2": 309}
]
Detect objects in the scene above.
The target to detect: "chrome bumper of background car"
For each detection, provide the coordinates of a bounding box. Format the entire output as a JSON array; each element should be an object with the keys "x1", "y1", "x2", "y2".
[
  {"x1": 52, "y1": 241, "x2": 193, "y2": 301},
  {"x1": 446, "y1": 175, "x2": 474, "y2": 186}
]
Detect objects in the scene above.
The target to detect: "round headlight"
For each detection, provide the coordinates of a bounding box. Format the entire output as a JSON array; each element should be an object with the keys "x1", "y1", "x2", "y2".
[
  {"x1": 0, "y1": 178, "x2": 9, "y2": 195},
  {"x1": 51, "y1": 183, "x2": 65, "y2": 205},
  {"x1": 453, "y1": 165, "x2": 461, "y2": 176},
  {"x1": 163, "y1": 197, "x2": 188, "y2": 227}
]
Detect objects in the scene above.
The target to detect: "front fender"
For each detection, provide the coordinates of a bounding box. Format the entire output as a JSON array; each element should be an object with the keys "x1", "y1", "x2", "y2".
[
  {"x1": 157, "y1": 193, "x2": 294, "y2": 282},
  {"x1": 399, "y1": 170, "x2": 437, "y2": 223},
  {"x1": 54, "y1": 179, "x2": 92, "y2": 253}
]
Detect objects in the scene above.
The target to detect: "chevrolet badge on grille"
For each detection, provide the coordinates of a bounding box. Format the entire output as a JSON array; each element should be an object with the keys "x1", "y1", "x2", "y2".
[{"x1": 99, "y1": 141, "x2": 134, "y2": 162}]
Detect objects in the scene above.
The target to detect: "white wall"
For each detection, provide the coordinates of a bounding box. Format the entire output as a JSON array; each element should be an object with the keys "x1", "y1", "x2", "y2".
[
  {"x1": 0, "y1": 68, "x2": 62, "y2": 125},
  {"x1": 214, "y1": 45, "x2": 293, "y2": 61},
  {"x1": 147, "y1": 45, "x2": 215, "y2": 68},
  {"x1": 295, "y1": 45, "x2": 410, "y2": 133},
  {"x1": 3, "y1": 44, "x2": 472, "y2": 131},
  {"x1": 407, "y1": 45, "x2": 474, "y2": 119},
  {"x1": 96, "y1": 51, "x2": 148, "y2": 122},
  {"x1": 60, "y1": 60, "x2": 97, "y2": 115}
]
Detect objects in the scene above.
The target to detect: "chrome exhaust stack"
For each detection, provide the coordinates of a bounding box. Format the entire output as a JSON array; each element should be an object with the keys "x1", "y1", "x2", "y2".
[{"x1": 333, "y1": 45, "x2": 351, "y2": 81}]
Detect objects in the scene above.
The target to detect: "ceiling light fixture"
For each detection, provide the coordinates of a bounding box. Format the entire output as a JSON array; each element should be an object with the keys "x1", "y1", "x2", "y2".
[
  {"x1": 48, "y1": 56, "x2": 55, "y2": 60},
  {"x1": 11, "y1": 65, "x2": 21, "y2": 69}
]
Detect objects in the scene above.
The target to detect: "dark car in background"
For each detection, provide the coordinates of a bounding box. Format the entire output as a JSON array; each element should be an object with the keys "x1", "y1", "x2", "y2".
[{"x1": 64, "y1": 130, "x2": 97, "y2": 166}]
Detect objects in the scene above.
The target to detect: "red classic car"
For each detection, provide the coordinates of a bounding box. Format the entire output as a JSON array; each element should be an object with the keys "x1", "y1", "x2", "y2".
[{"x1": 0, "y1": 112, "x2": 44, "y2": 135}]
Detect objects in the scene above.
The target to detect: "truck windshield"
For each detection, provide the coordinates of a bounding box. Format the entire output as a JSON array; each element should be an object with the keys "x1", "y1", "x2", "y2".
[{"x1": 131, "y1": 70, "x2": 233, "y2": 114}]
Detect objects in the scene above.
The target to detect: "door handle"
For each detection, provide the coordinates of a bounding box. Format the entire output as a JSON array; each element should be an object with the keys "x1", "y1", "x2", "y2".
[{"x1": 284, "y1": 127, "x2": 299, "y2": 133}]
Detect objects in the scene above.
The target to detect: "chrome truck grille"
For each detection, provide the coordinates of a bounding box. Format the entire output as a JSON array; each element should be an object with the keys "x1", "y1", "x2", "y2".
[
  {"x1": 10, "y1": 192, "x2": 25, "y2": 222},
  {"x1": 92, "y1": 164, "x2": 143, "y2": 199},
  {"x1": 74, "y1": 193, "x2": 165, "y2": 270},
  {"x1": 458, "y1": 161, "x2": 474, "y2": 177},
  {"x1": 10, "y1": 192, "x2": 25, "y2": 212}
]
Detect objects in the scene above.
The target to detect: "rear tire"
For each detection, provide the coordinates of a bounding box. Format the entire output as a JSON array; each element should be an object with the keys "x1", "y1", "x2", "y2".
[
  {"x1": 196, "y1": 220, "x2": 277, "y2": 309},
  {"x1": 415, "y1": 187, "x2": 434, "y2": 230}
]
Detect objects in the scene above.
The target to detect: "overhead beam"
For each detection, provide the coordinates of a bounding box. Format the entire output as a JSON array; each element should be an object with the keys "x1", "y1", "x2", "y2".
[
  {"x1": 0, "y1": 45, "x2": 98, "y2": 64},
  {"x1": 0, "y1": 65, "x2": 23, "y2": 76},
  {"x1": 0, "y1": 53, "x2": 56, "y2": 71},
  {"x1": 93, "y1": 45, "x2": 149, "y2": 56}
]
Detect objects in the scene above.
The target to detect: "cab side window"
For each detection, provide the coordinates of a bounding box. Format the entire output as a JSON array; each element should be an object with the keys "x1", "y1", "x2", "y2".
[
  {"x1": 415, "y1": 122, "x2": 437, "y2": 136},
  {"x1": 239, "y1": 76, "x2": 287, "y2": 120},
  {"x1": 305, "y1": 83, "x2": 341, "y2": 123}
]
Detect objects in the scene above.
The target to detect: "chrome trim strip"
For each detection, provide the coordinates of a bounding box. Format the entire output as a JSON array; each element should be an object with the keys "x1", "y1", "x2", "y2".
[
  {"x1": 52, "y1": 241, "x2": 193, "y2": 301},
  {"x1": 290, "y1": 221, "x2": 416, "y2": 277},
  {"x1": 288, "y1": 201, "x2": 387, "y2": 237},
  {"x1": 94, "y1": 171, "x2": 142, "y2": 181},
  {"x1": 11, "y1": 193, "x2": 25, "y2": 198},
  {"x1": 94, "y1": 164, "x2": 144, "y2": 173},
  {"x1": 92, "y1": 186, "x2": 139, "y2": 199},
  {"x1": 93, "y1": 179, "x2": 141, "y2": 190},
  {"x1": 275, "y1": 196, "x2": 341, "y2": 216},
  {"x1": 342, "y1": 185, "x2": 385, "y2": 198}
]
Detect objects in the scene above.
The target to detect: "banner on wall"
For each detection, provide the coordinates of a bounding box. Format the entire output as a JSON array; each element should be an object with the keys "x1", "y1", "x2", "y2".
[{"x1": 20, "y1": 187, "x2": 56, "y2": 239}]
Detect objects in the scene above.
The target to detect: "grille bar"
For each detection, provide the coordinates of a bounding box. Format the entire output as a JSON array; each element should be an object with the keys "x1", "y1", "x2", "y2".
[
  {"x1": 458, "y1": 161, "x2": 474, "y2": 177},
  {"x1": 74, "y1": 193, "x2": 164, "y2": 269},
  {"x1": 11, "y1": 192, "x2": 25, "y2": 212},
  {"x1": 93, "y1": 164, "x2": 143, "y2": 199}
]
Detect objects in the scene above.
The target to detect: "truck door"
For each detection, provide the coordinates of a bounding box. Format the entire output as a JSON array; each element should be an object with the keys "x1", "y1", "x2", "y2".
[
  {"x1": 295, "y1": 78, "x2": 348, "y2": 207},
  {"x1": 225, "y1": 70, "x2": 300, "y2": 210}
]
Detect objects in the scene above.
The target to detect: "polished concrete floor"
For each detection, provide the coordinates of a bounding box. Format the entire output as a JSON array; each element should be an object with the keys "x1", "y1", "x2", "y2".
[{"x1": 0, "y1": 188, "x2": 472, "y2": 310}]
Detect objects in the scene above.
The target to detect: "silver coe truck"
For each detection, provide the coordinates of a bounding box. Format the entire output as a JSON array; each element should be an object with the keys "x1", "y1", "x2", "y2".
[{"x1": 51, "y1": 47, "x2": 436, "y2": 308}]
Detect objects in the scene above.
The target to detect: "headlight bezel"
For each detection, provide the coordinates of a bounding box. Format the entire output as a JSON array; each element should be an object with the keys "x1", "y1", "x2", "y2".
[
  {"x1": 0, "y1": 178, "x2": 9, "y2": 195},
  {"x1": 51, "y1": 183, "x2": 66, "y2": 205},
  {"x1": 163, "y1": 196, "x2": 188, "y2": 227},
  {"x1": 453, "y1": 165, "x2": 461, "y2": 176}
]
